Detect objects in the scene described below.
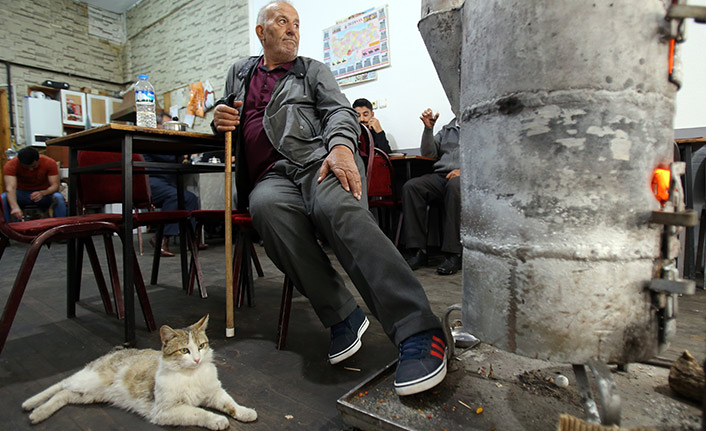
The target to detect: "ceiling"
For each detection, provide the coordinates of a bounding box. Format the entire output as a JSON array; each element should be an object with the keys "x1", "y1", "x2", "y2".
[{"x1": 80, "y1": 0, "x2": 140, "y2": 14}]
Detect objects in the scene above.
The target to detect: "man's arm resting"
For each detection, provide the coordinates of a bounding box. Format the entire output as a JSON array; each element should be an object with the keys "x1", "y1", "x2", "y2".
[
  {"x1": 327, "y1": 135, "x2": 356, "y2": 156},
  {"x1": 29, "y1": 175, "x2": 60, "y2": 202},
  {"x1": 317, "y1": 144, "x2": 362, "y2": 201},
  {"x1": 3, "y1": 175, "x2": 22, "y2": 219},
  {"x1": 46, "y1": 174, "x2": 60, "y2": 194}
]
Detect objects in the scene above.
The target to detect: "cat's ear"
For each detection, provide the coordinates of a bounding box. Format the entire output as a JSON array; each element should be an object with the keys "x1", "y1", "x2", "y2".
[
  {"x1": 160, "y1": 325, "x2": 178, "y2": 345},
  {"x1": 193, "y1": 314, "x2": 209, "y2": 332}
]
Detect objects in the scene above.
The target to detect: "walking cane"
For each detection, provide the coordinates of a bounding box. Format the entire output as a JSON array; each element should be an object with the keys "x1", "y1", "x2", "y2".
[{"x1": 224, "y1": 131, "x2": 235, "y2": 337}]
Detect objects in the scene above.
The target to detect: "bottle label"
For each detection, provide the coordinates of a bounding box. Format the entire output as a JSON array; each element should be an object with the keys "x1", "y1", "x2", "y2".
[{"x1": 135, "y1": 90, "x2": 155, "y2": 103}]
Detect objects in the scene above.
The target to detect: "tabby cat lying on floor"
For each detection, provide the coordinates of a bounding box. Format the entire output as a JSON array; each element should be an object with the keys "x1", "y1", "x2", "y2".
[{"x1": 22, "y1": 315, "x2": 256, "y2": 430}]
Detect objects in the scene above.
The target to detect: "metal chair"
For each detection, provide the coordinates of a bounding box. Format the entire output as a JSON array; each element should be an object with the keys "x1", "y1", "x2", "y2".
[
  {"x1": 189, "y1": 210, "x2": 264, "y2": 301},
  {"x1": 0, "y1": 200, "x2": 156, "y2": 355},
  {"x1": 190, "y1": 209, "x2": 298, "y2": 349},
  {"x1": 76, "y1": 150, "x2": 203, "y2": 296}
]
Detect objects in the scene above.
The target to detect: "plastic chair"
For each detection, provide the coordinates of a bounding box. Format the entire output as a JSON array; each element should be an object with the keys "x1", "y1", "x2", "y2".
[
  {"x1": 76, "y1": 151, "x2": 202, "y2": 296},
  {"x1": 0, "y1": 200, "x2": 156, "y2": 355}
]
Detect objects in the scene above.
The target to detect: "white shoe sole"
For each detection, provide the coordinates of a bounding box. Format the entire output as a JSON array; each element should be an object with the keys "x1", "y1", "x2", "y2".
[
  {"x1": 329, "y1": 317, "x2": 369, "y2": 365},
  {"x1": 394, "y1": 353, "x2": 448, "y2": 396}
]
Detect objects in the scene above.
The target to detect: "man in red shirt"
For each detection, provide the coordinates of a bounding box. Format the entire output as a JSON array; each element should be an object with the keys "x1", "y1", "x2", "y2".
[{"x1": 2, "y1": 147, "x2": 66, "y2": 222}]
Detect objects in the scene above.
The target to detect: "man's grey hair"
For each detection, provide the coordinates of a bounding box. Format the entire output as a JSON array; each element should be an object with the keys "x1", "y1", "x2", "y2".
[{"x1": 256, "y1": 0, "x2": 294, "y2": 26}]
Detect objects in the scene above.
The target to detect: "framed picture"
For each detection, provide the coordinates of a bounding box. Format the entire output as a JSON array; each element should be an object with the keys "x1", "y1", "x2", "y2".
[
  {"x1": 87, "y1": 94, "x2": 108, "y2": 126},
  {"x1": 60, "y1": 90, "x2": 87, "y2": 126}
]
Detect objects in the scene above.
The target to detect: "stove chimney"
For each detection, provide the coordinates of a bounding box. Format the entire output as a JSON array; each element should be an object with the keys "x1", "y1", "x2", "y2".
[{"x1": 420, "y1": 0, "x2": 679, "y2": 363}]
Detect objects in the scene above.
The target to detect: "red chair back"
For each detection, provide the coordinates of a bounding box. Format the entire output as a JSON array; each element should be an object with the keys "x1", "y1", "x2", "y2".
[
  {"x1": 368, "y1": 149, "x2": 394, "y2": 199},
  {"x1": 77, "y1": 151, "x2": 151, "y2": 208},
  {"x1": 361, "y1": 125, "x2": 395, "y2": 201},
  {"x1": 359, "y1": 124, "x2": 372, "y2": 160}
]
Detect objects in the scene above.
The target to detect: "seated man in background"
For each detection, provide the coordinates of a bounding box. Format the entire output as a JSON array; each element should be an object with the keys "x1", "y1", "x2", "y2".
[
  {"x1": 2, "y1": 147, "x2": 66, "y2": 222},
  {"x1": 142, "y1": 112, "x2": 204, "y2": 256},
  {"x1": 353, "y1": 98, "x2": 392, "y2": 155},
  {"x1": 403, "y1": 108, "x2": 462, "y2": 275}
]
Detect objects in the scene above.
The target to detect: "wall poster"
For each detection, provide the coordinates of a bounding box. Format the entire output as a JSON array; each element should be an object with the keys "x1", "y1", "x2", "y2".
[{"x1": 323, "y1": 6, "x2": 390, "y2": 81}]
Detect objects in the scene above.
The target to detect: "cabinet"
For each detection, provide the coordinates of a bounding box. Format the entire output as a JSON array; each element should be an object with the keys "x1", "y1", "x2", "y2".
[
  {"x1": 26, "y1": 86, "x2": 121, "y2": 167},
  {"x1": 26, "y1": 86, "x2": 70, "y2": 167},
  {"x1": 27, "y1": 86, "x2": 122, "y2": 129},
  {"x1": 23, "y1": 97, "x2": 62, "y2": 147},
  {"x1": 86, "y1": 94, "x2": 122, "y2": 127}
]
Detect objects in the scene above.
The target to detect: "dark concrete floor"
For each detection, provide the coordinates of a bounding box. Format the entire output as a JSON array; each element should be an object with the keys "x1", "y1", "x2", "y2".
[{"x1": 0, "y1": 233, "x2": 704, "y2": 430}]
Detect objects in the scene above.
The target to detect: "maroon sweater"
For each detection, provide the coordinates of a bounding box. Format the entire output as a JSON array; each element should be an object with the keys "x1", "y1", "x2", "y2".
[{"x1": 241, "y1": 58, "x2": 293, "y2": 184}]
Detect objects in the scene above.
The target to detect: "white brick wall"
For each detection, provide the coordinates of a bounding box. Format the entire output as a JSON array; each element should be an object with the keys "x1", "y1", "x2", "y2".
[
  {"x1": 0, "y1": 0, "x2": 250, "y2": 145},
  {"x1": 125, "y1": 0, "x2": 249, "y2": 132}
]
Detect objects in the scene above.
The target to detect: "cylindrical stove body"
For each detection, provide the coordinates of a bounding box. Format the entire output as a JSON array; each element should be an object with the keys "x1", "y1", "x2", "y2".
[{"x1": 421, "y1": 0, "x2": 678, "y2": 363}]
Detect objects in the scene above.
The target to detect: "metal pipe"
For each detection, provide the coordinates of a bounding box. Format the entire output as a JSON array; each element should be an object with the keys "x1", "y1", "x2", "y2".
[
  {"x1": 4, "y1": 61, "x2": 14, "y2": 145},
  {"x1": 0, "y1": 59, "x2": 130, "y2": 87}
]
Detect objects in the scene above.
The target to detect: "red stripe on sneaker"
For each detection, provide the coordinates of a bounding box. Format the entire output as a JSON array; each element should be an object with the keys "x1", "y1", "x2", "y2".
[
  {"x1": 432, "y1": 344, "x2": 444, "y2": 357},
  {"x1": 432, "y1": 335, "x2": 446, "y2": 349},
  {"x1": 431, "y1": 336, "x2": 446, "y2": 358}
]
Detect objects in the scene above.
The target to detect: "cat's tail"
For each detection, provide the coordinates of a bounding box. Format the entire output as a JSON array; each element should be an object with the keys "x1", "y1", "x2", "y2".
[{"x1": 22, "y1": 381, "x2": 64, "y2": 412}]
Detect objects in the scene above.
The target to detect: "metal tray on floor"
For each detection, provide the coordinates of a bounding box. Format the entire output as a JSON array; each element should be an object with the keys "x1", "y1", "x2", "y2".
[{"x1": 336, "y1": 359, "x2": 482, "y2": 431}]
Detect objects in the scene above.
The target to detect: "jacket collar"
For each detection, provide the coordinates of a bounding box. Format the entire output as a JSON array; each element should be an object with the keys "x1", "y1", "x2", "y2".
[
  {"x1": 289, "y1": 57, "x2": 306, "y2": 78},
  {"x1": 238, "y1": 55, "x2": 306, "y2": 80}
]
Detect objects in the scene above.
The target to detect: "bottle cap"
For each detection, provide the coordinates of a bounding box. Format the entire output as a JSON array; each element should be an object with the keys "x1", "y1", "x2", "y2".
[{"x1": 138, "y1": 74, "x2": 149, "y2": 80}]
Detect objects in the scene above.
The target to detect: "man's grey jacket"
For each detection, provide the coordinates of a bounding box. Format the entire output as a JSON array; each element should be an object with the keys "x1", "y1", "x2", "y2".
[{"x1": 213, "y1": 55, "x2": 360, "y2": 209}]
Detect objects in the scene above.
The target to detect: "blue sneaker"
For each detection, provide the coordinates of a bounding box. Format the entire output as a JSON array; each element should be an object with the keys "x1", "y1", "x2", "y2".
[
  {"x1": 394, "y1": 329, "x2": 447, "y2": 396},
  {"x1": 328, "y1": 306, "x2": 369, "y2": 364}
]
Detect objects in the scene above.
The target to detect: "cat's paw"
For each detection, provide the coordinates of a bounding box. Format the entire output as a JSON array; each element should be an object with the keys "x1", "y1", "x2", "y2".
[
  {"x1": 206, "y1": 414, "x2": 230, "y2": 430},
  {"x1": 235, "y1": 407, "x2": 257, "y2": 422},
  {"x1": 28, "y1": 409, "x2": 49, "y2": 424},
  {"x1": 22, "y1": 394, "x2": 44, "y2": 411}
]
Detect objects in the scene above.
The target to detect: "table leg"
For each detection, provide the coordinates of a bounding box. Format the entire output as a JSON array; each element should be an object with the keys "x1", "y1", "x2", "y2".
[
  {"x1": 122, "y1": 135, "x2": 135, "y2": 346},
  {"x1": 177, "y1": 175, "x2": 189, "y2": 290},
  {"x1": 67, "y1": 147, "x2": 78, "y2": 318}
]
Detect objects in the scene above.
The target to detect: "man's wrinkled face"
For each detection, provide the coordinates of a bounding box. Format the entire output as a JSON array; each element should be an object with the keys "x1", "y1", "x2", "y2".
[
  {"x1": 258, "y1": 2, "x2": 300, "y2": 64},
  {"x1": 355, "y1": 107, "x2": 373, "y2": 126}
]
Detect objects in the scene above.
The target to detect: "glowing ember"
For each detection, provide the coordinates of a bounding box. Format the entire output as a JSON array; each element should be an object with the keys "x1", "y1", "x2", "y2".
[{"x1": 652, "y1": 168, "x2": 670, "y2": 205}]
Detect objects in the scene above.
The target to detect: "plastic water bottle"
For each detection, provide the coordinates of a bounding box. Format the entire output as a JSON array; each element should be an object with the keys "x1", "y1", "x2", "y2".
[{"x1": 134, "y1": 74, "x2": 156, "y2": 128}]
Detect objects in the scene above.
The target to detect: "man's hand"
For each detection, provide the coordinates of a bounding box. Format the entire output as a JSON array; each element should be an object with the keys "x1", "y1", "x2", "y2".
[
  {"x1": 368, "y1": 117, "x2": 383, "y2": 133},
  {"x1": 213, "y1": 101, "x2": 244, "y2": 133},
  {"x1": 420, "y1": 108, "x2": 439, "y2": 129},
  {"x1": 446, "y1": 169, "x2": 460, "y2": 180},
  {"x1": 317, "y1": 145, "x2": 362, "y2": 200},
  {"x1": 10, "y1": 207, "x2": 22, "y2": 220},
  {"x1": 29, "y1": 191, "x2": 44, "y2": 202}
]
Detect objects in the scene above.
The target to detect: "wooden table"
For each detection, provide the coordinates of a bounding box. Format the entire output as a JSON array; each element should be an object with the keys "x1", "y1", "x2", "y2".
[
  {"x1": 47, "y1": 124, "x2": 223, "y2": 347},
  {"x1": 388, "y1": 154, "x2": 436, "y2": 198},
  {"x1": 389, "y1": 154, "x2": 436, "y2": 179}
]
